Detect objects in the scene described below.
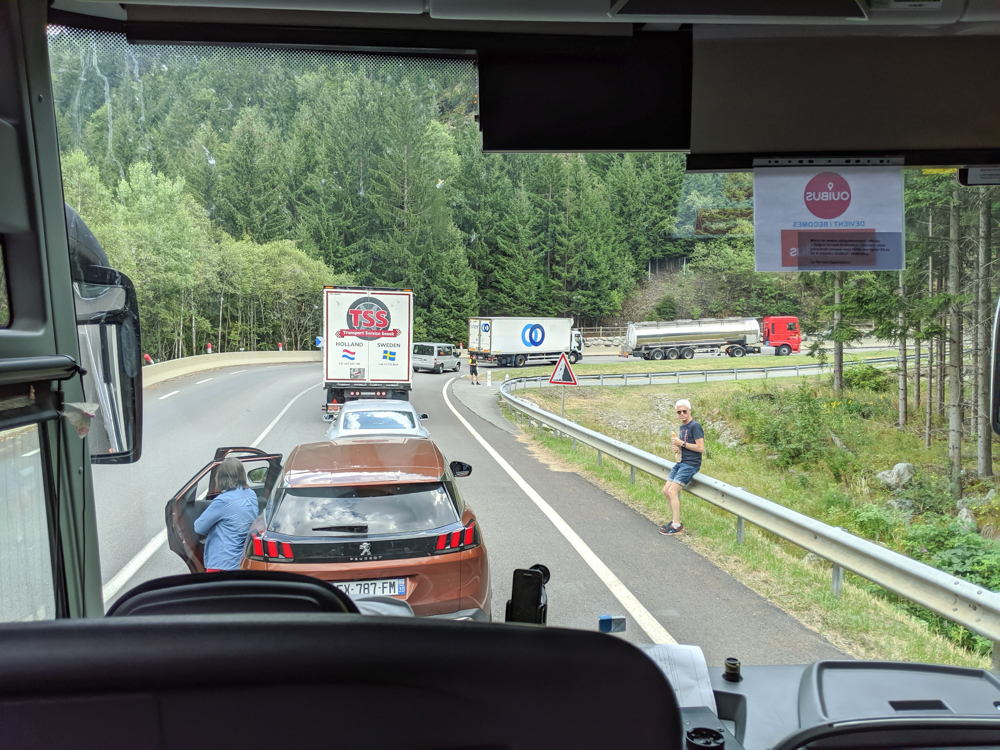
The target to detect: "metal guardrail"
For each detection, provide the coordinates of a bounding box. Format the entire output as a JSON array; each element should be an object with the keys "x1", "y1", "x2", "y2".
[
  {"x1": 498, "y1": 366, "x2": 1000, "y2": 670},
  {"x1": 506, "y1": 353, "x2": 926, "y2": 391}
]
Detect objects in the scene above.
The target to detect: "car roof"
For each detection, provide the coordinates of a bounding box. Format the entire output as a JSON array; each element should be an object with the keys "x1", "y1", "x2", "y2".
[
  {"x1": 282, "y1": 437, "x2": 445, "y2": 487},
  {"x1": 339, "y1": 399, "x2": 415, "y2": 412}
]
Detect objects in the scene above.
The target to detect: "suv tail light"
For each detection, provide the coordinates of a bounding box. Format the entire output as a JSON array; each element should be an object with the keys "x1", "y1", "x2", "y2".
[
  {"x1": 434, "y1": 520, "x2": 478, "y2": 553},
  {"x1": 248, "y1": 532, "x2": 294, "y2": 561}
]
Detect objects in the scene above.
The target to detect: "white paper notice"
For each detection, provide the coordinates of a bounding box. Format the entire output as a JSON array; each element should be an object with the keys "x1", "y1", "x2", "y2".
[{"x1": 753, "y1": 166, "x2": 905, "y2": 273}]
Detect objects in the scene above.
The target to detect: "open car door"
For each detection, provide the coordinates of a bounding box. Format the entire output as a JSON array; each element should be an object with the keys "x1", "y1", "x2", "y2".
[{"x1": 165, "y1": 448, "x2": 282, "y2": 573}]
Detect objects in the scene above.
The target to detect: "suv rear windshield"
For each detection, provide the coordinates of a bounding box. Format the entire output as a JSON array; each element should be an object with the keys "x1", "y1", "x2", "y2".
[
  {"x1": 269, "y1": 483, "x2": 459, "y2": 536},
  {"x1": 342, "y1": 410, "x2": 416, "y2": 431},
  {"x1": 413, "y1": 345, "x2": 434, "y2": 356}
]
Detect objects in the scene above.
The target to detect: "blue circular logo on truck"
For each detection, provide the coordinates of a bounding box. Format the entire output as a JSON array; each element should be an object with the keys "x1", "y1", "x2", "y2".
[
  {"x1": 481, "y1": 322, "x2": 490, "y2": 333},
  {"x1": 521, "y1": 324, "x2": 545, "y2": 347}
]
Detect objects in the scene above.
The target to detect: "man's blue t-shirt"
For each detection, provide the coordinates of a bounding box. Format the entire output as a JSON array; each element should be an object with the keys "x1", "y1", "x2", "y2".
[
  {"x1": 678, "y1": 420, "x2": 705, "y2": 469},
  {"x1": 193, "y1": 487, "x2": 259, "y2": 570}
]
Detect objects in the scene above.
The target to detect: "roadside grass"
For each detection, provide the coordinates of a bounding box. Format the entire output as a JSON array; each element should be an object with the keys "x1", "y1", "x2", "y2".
[
  {"x1": 503, "y1": 377, "x2": 991, "y2": 668},
  {"x1": 507, "y1": 350, "x2": 898, "y2": 380}
]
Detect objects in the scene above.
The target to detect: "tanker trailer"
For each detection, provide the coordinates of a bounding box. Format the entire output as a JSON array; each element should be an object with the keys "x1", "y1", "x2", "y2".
[{"x1": 626, "y1": 317, "x2": 762, "y2": 360}]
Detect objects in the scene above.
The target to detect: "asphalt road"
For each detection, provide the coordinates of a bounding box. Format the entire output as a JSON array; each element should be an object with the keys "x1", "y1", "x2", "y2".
[{"x1": 89, "y1": 362, "x2": 845, "y2": 666}]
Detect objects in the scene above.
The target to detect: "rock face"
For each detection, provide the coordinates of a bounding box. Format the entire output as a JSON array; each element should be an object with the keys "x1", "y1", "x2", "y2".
[
  {"x1": 957, "y1": 488, "x2": 996, "y2": 510},
  {"x1": 957, "y1": 507, "x2": 978, "y2": 533},
  {"x1": 876, "y1": 463, "x2": 916, "y2": 490}
]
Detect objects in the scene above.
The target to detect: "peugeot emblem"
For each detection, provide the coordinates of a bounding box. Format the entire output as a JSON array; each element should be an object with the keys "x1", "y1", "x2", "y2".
[{"x1": 359, "y1": 542, "x2": 371, "y2": 556}]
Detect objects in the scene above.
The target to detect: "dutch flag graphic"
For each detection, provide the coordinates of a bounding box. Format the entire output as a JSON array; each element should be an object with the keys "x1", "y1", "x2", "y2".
[{"x1": 341, "y1": 350, "x2": 356, "y2": 361}]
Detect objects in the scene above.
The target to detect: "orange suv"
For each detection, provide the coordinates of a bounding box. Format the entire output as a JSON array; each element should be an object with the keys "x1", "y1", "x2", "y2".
[{"x1": 166, "y1": 439, "x2": 490, "y2": 621}]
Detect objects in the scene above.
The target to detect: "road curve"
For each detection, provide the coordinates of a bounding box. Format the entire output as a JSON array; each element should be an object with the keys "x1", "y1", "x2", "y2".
[{"x1": 91, "y1": 363, "x2": 845, "y2": 666}]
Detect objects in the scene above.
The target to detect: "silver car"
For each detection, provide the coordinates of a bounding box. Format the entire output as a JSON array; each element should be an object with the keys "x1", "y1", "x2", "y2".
[
  {"x1": 325, "y1": 399, "x2": 430, "y2": 440},
  {"x1": 413, "y1": 342, "x2": 461, "y2": 374}
]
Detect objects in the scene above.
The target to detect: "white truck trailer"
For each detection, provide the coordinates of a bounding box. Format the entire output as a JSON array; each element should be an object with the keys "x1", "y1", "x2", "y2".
[
  {"x1": 468, "y1": 316, "x2": 584, "y2": 368},
  {"x1": 626, "y1": 317, "x2": 762, "y2": 360},
  {"x1": 322, "y1": 286, "x2": 413, "y2": 420}
]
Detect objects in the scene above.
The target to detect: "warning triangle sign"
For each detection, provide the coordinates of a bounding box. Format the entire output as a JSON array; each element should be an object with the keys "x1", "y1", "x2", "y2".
[{"x1": 549, "y1": 352, "x2": 578, "y2": 386}]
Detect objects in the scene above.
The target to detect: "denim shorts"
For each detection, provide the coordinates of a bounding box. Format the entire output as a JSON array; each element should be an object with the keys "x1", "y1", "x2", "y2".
[{"x1": 667, "y1": 462, "x2": 699, "y2": 487}]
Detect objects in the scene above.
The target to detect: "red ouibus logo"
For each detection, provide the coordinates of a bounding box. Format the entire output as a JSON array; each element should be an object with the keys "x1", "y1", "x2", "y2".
[{"x1": 803, "y1": 172, "x2": 851, "y2": 219}]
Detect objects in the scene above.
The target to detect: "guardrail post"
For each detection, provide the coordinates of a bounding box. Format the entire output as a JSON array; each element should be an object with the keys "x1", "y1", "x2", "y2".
[
  {"x1": 630, "y1": 466, "x2": 636, "y2": 485},
  {"x1": 600, "y1": 374, "x2": 605, "y2": 386},
  {"x1": 572, "y1": 437, "x2": 576, "y2": 451},
  {"x1": 736, "y1": 517, "x2": 745, "y2": 545},
  {"x1": 734, "y1": 369, "x2": 738, "y2": 381},
  {"x1": 765, "y1": 367, "x2": 768, "y2": 379},
  {"x1": 704, "y1": 371, "x2": 708, "y2": 383},
  {"x1": 648, "y1": 373, "x2": 652, "y2": 385},
  {"x1": 992, "y1": 643, "x2": 1000, "y2": 676},
  {"x1": 624, "y1": 374, "x2": 628, "y2": 386},
  {"x1": 597, "y1": 450, "x2": 602, "y2": 466},
  {"x1": 796, "y1": 365, "x2": 800, "y2": 376},
  {"x1": 832, "y1": 564, "x2": 844, "y2": 599},
  {"x1": 676, "y1": 371, "x2": 680, "y2": 385}
]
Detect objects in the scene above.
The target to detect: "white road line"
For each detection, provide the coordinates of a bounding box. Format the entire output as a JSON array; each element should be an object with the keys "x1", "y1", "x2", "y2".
[
  {"x1": 442, "y1": 377, "x2": 676, "y2": 645},
  {"x1": 230, "y1": 370, "x2": 247, "y2": 374},
  {"x1": 158, "y1": 391, "x2": 179, "y2": 400},
  {"x1": 251, "y1": 383, "x2": 319, "y2": 448},
  {"x1": 21, "y1": 448, "x2": 39, "y2": 457},
  {"x1": 102, "y1": 382, "x2": 320, "y2": 604},
  {"x1": 102, "y1": 529, "x2": 167, "y2": 604},
  {"x1": 196, "y1": 378, "x2": 213, "y2": 384}
]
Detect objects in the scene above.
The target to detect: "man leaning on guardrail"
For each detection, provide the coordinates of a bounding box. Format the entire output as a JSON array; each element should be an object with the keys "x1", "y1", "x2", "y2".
[{"x1": 659, "y1": 399, "x2": 705, "y2": 536}]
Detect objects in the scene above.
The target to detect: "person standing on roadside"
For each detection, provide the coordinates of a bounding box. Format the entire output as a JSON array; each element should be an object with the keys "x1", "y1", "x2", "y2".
[
  {"x1": 469, "y1": 352, "x2": 480, "y2": 385},
  {"x1": 659, "y1": 399, "x2": 704, "y2": 536}
]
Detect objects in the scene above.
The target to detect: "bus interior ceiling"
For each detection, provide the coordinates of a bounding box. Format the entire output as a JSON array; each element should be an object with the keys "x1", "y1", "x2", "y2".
[{"x1": 49, "y1": 0, "x2": 1000, "y2": 165}]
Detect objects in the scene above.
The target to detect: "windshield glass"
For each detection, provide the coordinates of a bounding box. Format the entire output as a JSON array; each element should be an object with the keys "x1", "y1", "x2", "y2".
[
  {"x1": 269, "y1": 483, "x2": 459, "y2": 536},
  {"x1": 342, "y1": 410, "x2": 416, "y2": 431},
  {"x1": 41, "y1": 24, "x2": 1000, "y2": 673}
]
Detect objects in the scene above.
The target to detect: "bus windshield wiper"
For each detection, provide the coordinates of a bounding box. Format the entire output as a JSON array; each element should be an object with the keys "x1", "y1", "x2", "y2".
[{"x1": 313, "y1": 525, "x2": 369, "y2": 533}]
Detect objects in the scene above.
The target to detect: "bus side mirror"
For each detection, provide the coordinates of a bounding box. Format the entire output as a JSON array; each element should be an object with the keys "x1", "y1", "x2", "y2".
[{"x1": 75, "y1": 266, "x2": 143, "y2": 464}]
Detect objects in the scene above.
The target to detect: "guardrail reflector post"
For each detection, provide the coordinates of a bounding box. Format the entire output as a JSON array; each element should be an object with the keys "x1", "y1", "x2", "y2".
[
  {"x1": 630, "y1": 466, "x2": 636, "y2": 485},
  {"x1": 832, "y1": 564, "x2": 844, "y2": 599},
  {"x1": 736, "y1": 517, "x2": 745, "y2": 545}
]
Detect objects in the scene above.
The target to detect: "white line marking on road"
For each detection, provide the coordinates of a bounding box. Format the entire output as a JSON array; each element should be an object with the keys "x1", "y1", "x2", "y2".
[
  {"x1": 196, "y1": 378, "x2": 213, "y2": 384},
  {"x1": 231, "y1": 370, "x2": 247, "y2": 374},
  {"x1": 103, "y1": 383, "x2": 320, "y2": 604},
  {"x1": 102, "y1": 529, "x2": 167, "y2": 604},
  {"x1": 21, "y1": 449, "x2": 39, "y2": 457},
  {"x1": 158, "y1": 391, "x2": 179, "y2": 400},
  {"x1": 251, "y1": 383, "x2": 319, "y2": 448},
  {"x1": 441, "y1": 378, "x2": 675, "y2": 644}
]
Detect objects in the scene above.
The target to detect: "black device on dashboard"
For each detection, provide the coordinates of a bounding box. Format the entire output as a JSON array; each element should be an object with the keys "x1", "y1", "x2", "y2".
[{"x1": 505, "y1": 564, "x2": 549, "y2": 625}]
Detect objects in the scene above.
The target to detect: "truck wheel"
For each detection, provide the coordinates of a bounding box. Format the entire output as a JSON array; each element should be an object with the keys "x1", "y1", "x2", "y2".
[
  {"x1": 651, "y1": 349, "x2": 665, "y2": 361},
  {"x1": 665, "y1": 348, "x2": 680, "y2": 361},
  {"x1": 569, "y1": 351, "x2": 580, "y2": 364},
  {"x1": 681, "y1": 347, "x2": 695, "y2": 360},
  {"x1": 778, "y1": 344, "x2": 791, "y2": 356},
  {"x1": 515, "y1": 354, "x2": 527, "y2": 367},
  {"x1": 732, "y1": 346, "x2": 746, "y2": 358}
]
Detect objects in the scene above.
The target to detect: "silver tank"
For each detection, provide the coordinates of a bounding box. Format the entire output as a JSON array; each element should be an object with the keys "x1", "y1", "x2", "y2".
[{"x1": 627, "y1": 317, "x2": 761, "y2": 350}]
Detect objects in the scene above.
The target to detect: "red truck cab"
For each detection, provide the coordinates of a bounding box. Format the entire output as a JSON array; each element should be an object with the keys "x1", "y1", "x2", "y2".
[{"x1": 762, "y1": 316, "x2": 801, "y2": 355}]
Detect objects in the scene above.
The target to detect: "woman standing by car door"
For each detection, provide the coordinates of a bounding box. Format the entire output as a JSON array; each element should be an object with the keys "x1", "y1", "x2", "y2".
[{"x1": 194, "y1": 457, "x2": 259, "y2": 571}]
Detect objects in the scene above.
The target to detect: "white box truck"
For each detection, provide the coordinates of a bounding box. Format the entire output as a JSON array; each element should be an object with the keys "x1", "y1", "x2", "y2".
[
  {"x1": 468, "y1": 316, "x2": 583, "y2": 368},
  {"x1": 322, "y1": 286, "x2": 413, "y2": 420}
]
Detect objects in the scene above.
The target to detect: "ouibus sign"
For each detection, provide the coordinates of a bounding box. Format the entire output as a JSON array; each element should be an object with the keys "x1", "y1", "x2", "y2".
[{"x1": 522, "y1": 323, "x2": 546, "y2": 347}]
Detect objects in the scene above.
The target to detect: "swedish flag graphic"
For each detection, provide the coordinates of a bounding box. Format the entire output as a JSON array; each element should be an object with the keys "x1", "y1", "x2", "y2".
[{"x1": 383, "y1": 350, "x2": 396, "y2": 362}]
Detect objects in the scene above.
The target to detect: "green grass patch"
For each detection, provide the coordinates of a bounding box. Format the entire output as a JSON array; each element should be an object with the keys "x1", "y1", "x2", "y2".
[{"x1": 503, "y1": 375, "x2": 995, "y2": 668}]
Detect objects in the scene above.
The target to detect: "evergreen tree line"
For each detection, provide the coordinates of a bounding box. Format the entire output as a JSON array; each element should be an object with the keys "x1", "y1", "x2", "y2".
[{"x1": 48, "y1": 29, "x2": 701, "y2": 353}]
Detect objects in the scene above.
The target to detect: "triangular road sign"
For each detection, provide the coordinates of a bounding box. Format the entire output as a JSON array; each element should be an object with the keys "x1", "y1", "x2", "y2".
[{"x1": 549, "y1": 352, "x2": 578, "y2": 386}]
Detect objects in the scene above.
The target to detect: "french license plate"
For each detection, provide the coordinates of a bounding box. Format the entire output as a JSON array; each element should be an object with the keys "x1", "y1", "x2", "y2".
[{"x1": 333, "y1": 578, "x2": 406, "y2": 599}]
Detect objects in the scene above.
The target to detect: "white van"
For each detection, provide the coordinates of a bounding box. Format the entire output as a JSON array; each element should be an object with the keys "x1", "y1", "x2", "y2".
[{"x1": 412, "y1": 343, "x2": 461, "y2": 374}]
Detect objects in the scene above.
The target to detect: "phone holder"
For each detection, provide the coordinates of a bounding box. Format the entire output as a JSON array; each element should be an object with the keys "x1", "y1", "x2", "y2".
[{"x1": 505, "y1": 564, "x2": 549, "y2": 625}]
